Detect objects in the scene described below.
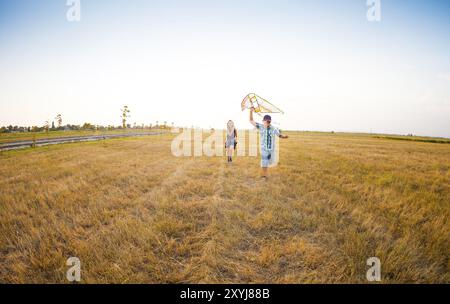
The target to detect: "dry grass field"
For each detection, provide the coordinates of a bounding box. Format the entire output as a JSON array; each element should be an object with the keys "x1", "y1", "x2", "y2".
[{"x1": 0, "y1": 131, "x2": 449, "y2": 283}]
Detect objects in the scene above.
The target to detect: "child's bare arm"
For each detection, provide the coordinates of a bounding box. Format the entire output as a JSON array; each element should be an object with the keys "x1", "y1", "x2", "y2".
[{"x1": 249, "y1": 107, "x2": 256, "y2": 127}]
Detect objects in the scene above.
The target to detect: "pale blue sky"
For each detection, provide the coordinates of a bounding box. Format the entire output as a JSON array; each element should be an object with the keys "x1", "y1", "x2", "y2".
[{"x1": 1, "y1": 0, "x2": 449, "y2": 137}]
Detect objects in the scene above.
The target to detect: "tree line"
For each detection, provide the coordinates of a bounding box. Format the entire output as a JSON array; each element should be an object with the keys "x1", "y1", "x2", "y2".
[{"x1": 1, "y1": 106, "x2": 175, "y2": 133}]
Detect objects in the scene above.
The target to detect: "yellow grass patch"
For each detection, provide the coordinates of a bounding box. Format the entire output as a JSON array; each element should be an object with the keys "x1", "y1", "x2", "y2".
[{"x1": 0, "y1": 132, "x2": 449, "y2": 283}]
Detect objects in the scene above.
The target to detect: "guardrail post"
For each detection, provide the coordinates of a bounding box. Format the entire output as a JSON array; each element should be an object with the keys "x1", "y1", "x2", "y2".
[{"x1": 32, "y1": 133, "x2": 36, "y2": 148}]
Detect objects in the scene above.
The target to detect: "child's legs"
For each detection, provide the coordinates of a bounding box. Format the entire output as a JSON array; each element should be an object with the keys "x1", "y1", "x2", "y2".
[
  {"x1": 260, "y1": 150, "x2": 271, "y2": 177},
  {"x1": 227, "y1": 146, "x2": 233, "y2": 157},
  {"x1": 261, "y1": 167, "x2": 268, "y2": 177}
]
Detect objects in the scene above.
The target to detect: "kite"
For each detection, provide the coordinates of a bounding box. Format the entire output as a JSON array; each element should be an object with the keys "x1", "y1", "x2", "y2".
[{"x1": 241, "y1": 93, "x2": 284, "y2": 115}]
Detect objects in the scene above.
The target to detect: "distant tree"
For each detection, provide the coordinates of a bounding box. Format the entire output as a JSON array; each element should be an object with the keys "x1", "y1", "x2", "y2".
[
  {"x1": 51, "y1": 121, "x2": 55, "y2": 130},
  {"x1": 163, "y1": 121, "x2": 167, "y2": 129},
  {"x1": 121, "y1": 106, "x2": 130, "y2": 129},
  {"x1": 44, "y1": 121, "x2": 50, "y2": 133},
  {"x1": 55, "y1": 114, "x2": 62, "y2": 128},
  {"x1": 82, "y1": 122, "x2": 94, "y2": 130},
  {"x1": 156, "y1": 121, "x2": 159, "y2": 128}
]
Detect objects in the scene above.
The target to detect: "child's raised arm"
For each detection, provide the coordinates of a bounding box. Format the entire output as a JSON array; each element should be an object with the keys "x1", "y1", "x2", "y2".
[{"x1": 249, "y1": 107, "x2": 256, "y2": 127}]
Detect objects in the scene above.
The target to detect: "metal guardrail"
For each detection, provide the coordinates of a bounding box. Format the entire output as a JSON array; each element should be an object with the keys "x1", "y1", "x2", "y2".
[{"x1": 0, "y1": 132, "x2": 167, "y2": 151}]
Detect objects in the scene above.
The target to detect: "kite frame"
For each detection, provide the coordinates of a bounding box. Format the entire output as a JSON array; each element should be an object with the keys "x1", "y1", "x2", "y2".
[{"x1": 241, "y1": 93, "x2": 284, "y2": 115}]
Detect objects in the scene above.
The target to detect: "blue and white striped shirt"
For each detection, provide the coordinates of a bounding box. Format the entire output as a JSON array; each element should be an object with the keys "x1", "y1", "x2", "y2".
[{"x1": 255, "y1": 122, "x2": 281, "y2": 152}]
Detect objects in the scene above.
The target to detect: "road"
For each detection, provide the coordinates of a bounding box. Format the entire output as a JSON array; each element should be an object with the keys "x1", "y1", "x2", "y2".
[{"x1": 0, "y1": 132, "x2": 167, "y2": 151}]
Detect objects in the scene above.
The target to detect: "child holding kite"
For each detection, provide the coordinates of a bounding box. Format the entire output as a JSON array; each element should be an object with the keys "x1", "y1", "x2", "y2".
[{"x1": 249, "y1": 107, "x2": 288, "y2": 178}]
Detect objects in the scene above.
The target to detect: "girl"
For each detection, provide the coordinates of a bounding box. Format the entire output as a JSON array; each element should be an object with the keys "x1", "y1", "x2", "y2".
[{"x1": 225, "y1": 120, "x2": 237, "y2": 163}]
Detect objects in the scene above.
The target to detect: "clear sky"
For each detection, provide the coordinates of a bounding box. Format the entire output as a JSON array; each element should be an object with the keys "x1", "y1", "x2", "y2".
[{"x1": 1, "y1": 0, "x2": 449, "y2": 137}]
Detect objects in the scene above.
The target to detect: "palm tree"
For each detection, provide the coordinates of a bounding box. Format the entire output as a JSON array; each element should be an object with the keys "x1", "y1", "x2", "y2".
[
  {"x1": 121, "y1": 106, "x2": 130, "y2": 129},
  {"x1": 55, "y1": 114, "x2": 62, "y2": 128}
]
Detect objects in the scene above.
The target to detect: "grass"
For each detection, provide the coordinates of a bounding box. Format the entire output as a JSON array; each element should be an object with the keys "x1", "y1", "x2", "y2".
[
  {"x1": 0, "y1": 132, "x2": 449, "y2": 283},
  {"x1": 373, "y1": 135, "x2": 450, "y2": 144},
  {"x1": 0, "y1": 129, "x2": 166, "y2": 144}
]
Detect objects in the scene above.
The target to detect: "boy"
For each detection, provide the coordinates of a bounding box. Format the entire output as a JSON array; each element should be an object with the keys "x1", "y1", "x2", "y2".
[{"x1": 249, "y1": 107, "x2": 288, "y2": 178}]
